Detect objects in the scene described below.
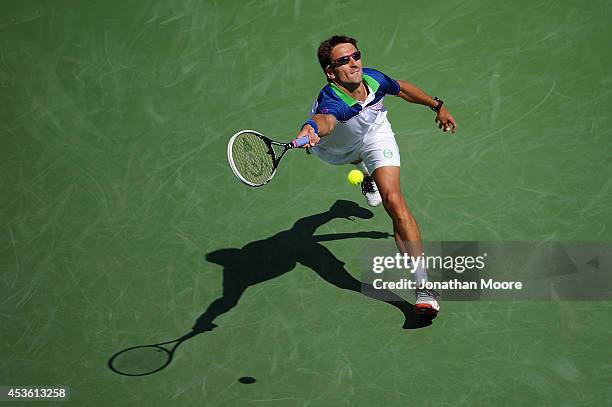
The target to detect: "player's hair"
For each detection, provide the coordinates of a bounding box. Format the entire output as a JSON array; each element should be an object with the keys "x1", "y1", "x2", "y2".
[{"x1": 317, "y1": 35, "x2": 358, "y2": 73}]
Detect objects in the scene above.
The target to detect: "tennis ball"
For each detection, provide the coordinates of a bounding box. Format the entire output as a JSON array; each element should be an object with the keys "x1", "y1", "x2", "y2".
[{"x1": 347, "y1": 169, "x2": 364, "y2": 186}]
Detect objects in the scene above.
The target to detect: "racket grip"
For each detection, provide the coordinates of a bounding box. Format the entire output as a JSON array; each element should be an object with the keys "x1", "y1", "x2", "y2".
[{"x1": 291, "y1": 136, "x2": 310, "y2": 148}]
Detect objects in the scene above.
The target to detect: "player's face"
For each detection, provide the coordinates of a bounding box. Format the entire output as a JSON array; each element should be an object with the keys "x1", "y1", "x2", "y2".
[{"x1": 327, "y1": 43, "x2": 362, "y2": 86}]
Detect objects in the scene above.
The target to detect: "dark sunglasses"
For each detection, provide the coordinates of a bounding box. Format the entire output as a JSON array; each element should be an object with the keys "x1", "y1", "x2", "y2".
[{"x1": 329, "y1": 50, "x2": 361, "y2": 68}]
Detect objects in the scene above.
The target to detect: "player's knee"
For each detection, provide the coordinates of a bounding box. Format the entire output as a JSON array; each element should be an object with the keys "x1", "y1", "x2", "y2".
[
  {"x1": 380, "y1": 190, "x2": 398, "y2": 206},
  {"x1": 381, "y1": 192, "x2": 411, "y2": 222}
]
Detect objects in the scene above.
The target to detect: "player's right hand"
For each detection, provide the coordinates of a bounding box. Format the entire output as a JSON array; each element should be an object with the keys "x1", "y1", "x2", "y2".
[{"x1": 298, "y1": 124, "x2": 320, "y2": 148}]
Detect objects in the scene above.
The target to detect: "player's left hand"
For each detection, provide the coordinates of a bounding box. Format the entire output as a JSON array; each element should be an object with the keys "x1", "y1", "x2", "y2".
[{"x1": 435, "y1": 106, "x2": 457, "y2": 134}]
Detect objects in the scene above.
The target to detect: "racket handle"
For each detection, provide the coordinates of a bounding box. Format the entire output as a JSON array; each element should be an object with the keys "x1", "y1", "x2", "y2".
[{"x1": 290, "y1": 136, "x2": 310, "y2": 148}]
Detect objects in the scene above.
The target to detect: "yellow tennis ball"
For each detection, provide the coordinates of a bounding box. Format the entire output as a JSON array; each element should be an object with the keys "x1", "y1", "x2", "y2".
[{"x1": 347, "y1": 169, "x2": 364, "y2": 186}]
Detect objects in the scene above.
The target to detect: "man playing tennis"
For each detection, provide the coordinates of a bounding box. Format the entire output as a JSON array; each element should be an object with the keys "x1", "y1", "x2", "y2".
[{"x1": 297, "y1": 35, "x2": 457, "y2": 315}]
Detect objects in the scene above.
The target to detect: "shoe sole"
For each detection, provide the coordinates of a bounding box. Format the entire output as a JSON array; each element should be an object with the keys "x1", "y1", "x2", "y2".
[{"x1": 415, "y1": 304, "x2": 439, "y2": 315}]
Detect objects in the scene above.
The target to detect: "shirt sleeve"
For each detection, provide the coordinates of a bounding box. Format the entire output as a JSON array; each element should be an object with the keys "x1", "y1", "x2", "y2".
[
  {"x1": 312, "y1": 88, "x2": 352, "y2": 121},
  {"x1": 363, "y1": 67, "x2": 401, "y2": 96}
]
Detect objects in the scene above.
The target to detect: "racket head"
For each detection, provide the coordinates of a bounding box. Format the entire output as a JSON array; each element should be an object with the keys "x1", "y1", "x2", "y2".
[
  {"x1": 108, "y1": 344, "x2": 173, "y2": 376},
  {"x1": 227, "y1": 130, "x2": 277, "y2": 187}
]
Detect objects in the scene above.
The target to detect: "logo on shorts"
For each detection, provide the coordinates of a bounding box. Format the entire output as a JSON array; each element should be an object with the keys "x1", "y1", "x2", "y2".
[{"x1": 383, "y1": 149, "x2": 393, "y2": 159}]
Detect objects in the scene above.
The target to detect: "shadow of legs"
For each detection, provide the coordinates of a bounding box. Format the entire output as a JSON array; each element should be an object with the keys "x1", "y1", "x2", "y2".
[{"x1": 299, "y1": 243, "x2": 433, "y2": 329}]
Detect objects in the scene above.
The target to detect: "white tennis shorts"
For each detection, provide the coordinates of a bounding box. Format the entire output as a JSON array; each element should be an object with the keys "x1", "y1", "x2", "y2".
[{"x1": 310, "y1": 120, "x2": 401, "y2": 175}]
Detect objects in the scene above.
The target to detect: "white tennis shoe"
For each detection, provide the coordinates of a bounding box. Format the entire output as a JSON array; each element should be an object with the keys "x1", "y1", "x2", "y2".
[
  {"x1": 415, "y1": 288, "x2": 440, "y2": 315},
  {"x1": 361, "y1": 176, "x2": 382, "y2": 207}
]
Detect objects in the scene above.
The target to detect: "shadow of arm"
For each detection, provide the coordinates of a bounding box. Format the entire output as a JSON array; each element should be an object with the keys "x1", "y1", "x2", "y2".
[{"x1": 314, "y1": 231, "x2": 391, "y2": 242}]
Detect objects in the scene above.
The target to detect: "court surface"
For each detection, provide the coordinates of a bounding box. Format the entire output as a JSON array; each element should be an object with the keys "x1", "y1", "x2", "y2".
[{"x1": 2, "y1": 1, "x2": 611, "y2": 405}]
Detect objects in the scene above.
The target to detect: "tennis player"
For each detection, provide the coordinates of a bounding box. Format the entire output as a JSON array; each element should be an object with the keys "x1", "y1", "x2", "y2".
[{"x1": 297, "y1": 35, "x2": 457, "y2": 315}]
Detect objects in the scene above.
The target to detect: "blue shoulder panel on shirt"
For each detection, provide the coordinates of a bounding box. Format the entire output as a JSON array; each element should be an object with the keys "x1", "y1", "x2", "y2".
[
  {"x1": 362, "y1": 67, "x2": 400, "y2": 96},
  {"x1": 314, "y1": 85, "x2": 359, "y2": 122}
]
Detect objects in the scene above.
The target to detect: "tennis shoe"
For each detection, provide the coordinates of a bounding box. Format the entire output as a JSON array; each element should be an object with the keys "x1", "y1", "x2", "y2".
[
  {"x1": 361, "y1": 176, "x2": 382, "y2": 207},
  {"x1": 415, "y1": 287, "x2": 440, "y2": 315}
]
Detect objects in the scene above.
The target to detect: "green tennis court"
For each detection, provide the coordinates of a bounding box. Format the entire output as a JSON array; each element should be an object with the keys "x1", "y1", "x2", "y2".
[{"x1": 2, "y1": 1, "x2": 611, "y2": 405}]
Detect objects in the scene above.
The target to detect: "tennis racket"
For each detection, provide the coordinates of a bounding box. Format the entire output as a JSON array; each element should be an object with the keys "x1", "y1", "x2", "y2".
[
  {"x1": 227, "y1": 130, "x2": 310, "y2": 187},
  {"x1": 108, "y1": 331, "x2": 198, "y2": 376}
]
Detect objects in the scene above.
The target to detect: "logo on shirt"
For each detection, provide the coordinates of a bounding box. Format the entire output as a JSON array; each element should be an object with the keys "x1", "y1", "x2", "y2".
[
  {"x1": 383, "y1": 149, "x2": 393, "y2": 159},
  {"x1": 369, "y1": 100, "x2": 384, "y2": 111}
]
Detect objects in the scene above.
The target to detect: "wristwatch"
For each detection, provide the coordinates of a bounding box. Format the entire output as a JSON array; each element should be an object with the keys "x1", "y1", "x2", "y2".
[{"x1": 431, "y1": 97, "x2": 444, "y2": 112}]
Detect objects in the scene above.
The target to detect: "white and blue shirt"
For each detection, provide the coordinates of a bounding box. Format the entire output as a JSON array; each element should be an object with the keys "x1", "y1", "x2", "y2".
[{"x1": 309, "y1": 67, "x2": 400, "y2": 162}]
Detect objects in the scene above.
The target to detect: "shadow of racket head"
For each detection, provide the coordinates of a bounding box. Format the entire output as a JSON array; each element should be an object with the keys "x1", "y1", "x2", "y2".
[
  {"x1": 108, "y1": 344, "x2": 174, "y2": 376},
  {"x1": 108, "y1": 327, "x2": 212, "y2": 376}
]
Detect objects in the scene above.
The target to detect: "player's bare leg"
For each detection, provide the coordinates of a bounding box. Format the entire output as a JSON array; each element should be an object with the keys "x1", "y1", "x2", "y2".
[{"x1": 372, "y1": 165, "x2": 440, "y2": 314}]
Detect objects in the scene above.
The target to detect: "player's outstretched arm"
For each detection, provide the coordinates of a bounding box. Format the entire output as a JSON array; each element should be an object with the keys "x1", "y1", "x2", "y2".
[
  {"x1": 297, "y1": 113, "x2": 337, "y2": 147},
  {"x1": 396, "y1": 79, "x2": 457, "y2": 134}
]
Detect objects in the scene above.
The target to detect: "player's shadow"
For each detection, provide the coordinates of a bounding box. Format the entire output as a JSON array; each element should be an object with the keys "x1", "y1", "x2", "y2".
[
  {"x1": 107, "y1": 200, "x2": 431, "y2": 377},
  {"x1": 193, "y1": 199, "x2": 432, "y2": 333}
]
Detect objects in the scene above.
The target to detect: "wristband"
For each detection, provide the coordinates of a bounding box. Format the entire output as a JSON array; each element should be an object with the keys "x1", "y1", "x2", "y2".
[
  {"x1": 430, "y1": 97, "x2": 444, "y2": 113},
  {"x1": 301, "y1": 119, "x2": 319, "y2": 135}
]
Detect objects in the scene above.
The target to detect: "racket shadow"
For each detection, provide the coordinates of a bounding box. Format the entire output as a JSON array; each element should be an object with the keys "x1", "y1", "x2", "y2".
[
  {"x1": 108, "y1": 329, "x2": 205, "y2": 377},
  {"x1": 196, "y1": 199, "x2": 433, "y2": 332}
]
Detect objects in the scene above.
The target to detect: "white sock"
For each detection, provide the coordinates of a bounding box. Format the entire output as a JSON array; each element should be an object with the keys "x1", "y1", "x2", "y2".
[
  {"x1": 413, "y1": 261, "x2": 428, "y2": 288},
  {"x1": 354, "y1": 161, "x2": 370, "y2": 176}
]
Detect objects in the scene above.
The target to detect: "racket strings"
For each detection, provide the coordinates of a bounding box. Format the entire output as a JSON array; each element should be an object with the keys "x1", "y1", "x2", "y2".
[{"x1": 231, "y1": 132, "x2": 275, "y2": 185}]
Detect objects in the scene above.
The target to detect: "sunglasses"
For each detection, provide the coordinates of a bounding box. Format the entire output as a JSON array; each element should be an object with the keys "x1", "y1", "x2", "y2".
[{"x1": 329, "y1": 50, "x2": 361, "y2": 68}]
